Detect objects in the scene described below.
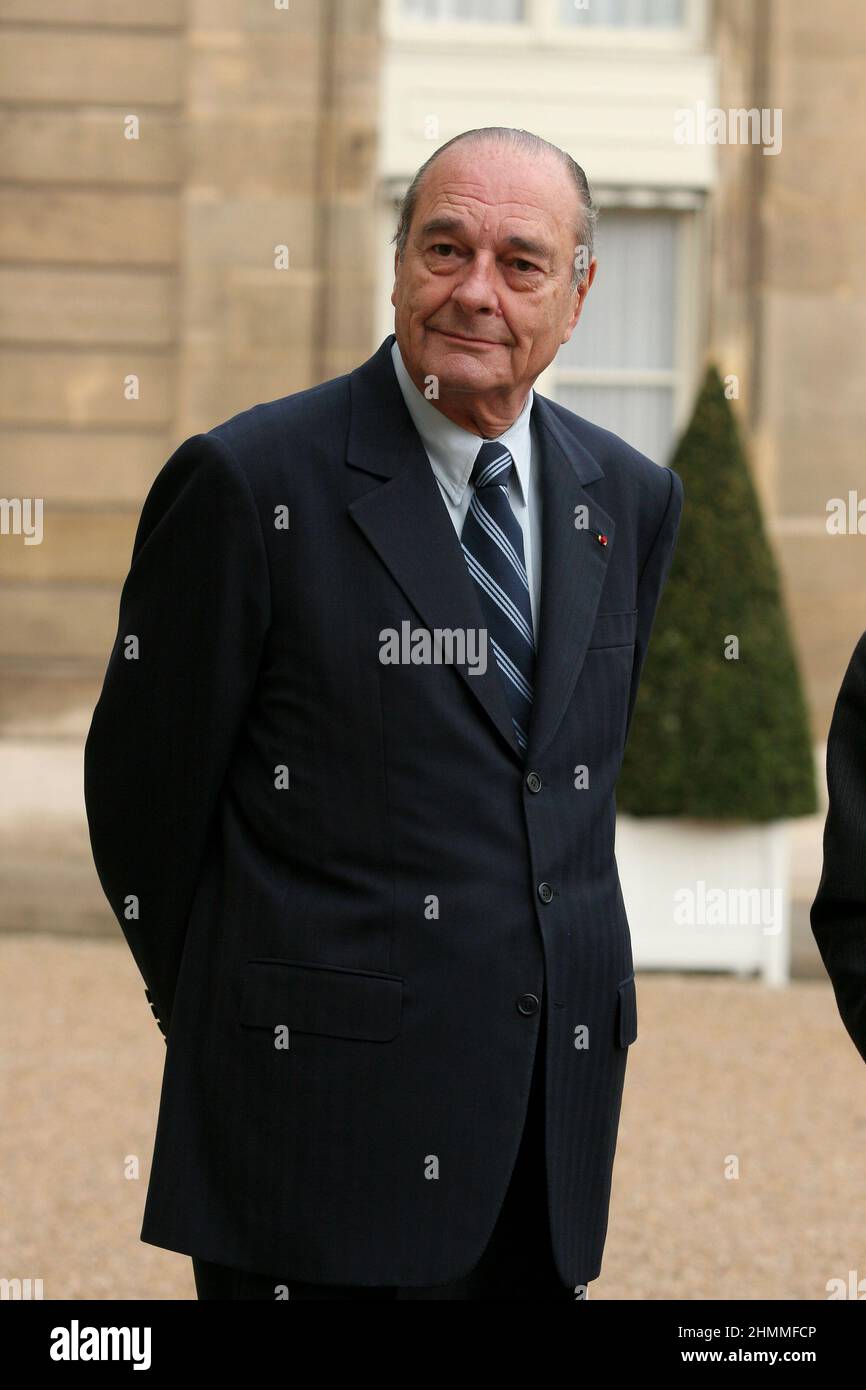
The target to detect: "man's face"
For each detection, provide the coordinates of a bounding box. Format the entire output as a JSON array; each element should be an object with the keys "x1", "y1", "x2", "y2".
[{"x1": 391, "y1": 141, "x2": 596, "y2": 405}]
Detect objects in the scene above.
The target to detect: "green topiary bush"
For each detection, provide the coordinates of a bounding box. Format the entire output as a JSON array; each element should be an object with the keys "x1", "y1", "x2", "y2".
[{"x1": 617, "y1": 364, "x2": 817, "y2": 821}]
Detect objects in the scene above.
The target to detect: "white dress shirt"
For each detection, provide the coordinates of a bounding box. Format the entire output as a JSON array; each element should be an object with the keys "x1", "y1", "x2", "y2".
[{"x1": 390, "y1": 338, "x2": 543, "y2": 633}]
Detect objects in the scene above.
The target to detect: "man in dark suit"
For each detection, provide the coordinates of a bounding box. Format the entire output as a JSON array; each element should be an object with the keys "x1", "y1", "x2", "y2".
[
  {"x1": 811, "y1": 631, "x2": 866, "y2": 1066},
  {"x1": 84, "y1": 126, "x2": 683, "y2": 1299}
]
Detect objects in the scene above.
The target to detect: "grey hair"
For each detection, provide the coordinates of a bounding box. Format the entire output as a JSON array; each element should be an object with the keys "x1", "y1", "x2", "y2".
[{"x1": 391, "y1": 126, "x2": 598, "y2": 291}]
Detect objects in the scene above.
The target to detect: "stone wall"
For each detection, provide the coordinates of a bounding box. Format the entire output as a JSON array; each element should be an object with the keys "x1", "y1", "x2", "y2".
[
  {"x1": 0, "y1": 0, "x2": 380, "y2": 931},
  {"x1": 712, "y1": 0, "x2": 866, "y2": 733}
]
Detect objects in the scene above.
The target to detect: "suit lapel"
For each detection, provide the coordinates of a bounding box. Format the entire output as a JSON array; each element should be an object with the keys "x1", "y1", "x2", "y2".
[
  {"x1": 526, "y1": 395, "x2": 615, "y2": 763},
  {"x1": 345, "y1": 336, "x2": 615, "y2": 767},
  {"x1": 346, "y1": 336, "x2": 521, "y2": 760}
]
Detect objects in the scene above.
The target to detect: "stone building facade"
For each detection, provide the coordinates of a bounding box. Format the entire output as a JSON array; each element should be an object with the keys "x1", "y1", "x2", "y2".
[{"x1": 1, "y1": 0, "x2": 863, "y2": 941}]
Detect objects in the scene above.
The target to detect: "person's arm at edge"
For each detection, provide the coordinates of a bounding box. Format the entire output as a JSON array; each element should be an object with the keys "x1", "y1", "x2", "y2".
[{"x1": 810, "y1": 631, "x2": 866, "y2": 1065}]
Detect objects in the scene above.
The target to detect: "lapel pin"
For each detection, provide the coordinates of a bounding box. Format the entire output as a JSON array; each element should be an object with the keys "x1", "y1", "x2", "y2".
[{"x1": 595, "y1": 532, "x2": 608, "y2": 547}]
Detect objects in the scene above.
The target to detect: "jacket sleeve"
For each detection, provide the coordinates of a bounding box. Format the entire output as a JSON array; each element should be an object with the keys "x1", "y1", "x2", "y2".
[
  {"x1": 623, "y1": 464, "x2": 684, "y2": 747},
  {"x1": 810, "y1": 631, "x2": 866, "y2": 1065},
  {"x1": 83, "y1": 431, "x2": 271, "y2": 1037}
]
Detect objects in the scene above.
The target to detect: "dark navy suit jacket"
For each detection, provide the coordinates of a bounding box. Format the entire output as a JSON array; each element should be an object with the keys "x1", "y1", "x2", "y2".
[{"x1": 84, "y1": 332, "x2": 683, "y2": 1287}]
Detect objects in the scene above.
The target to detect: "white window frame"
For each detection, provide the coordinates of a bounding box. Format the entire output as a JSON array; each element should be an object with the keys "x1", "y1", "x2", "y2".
[
  {"x1": 383, "y1": 0, "x2": 710, "y2": 51},
  {"x1": 535, "y1": 190, "x2": 709, "y2": 465}
]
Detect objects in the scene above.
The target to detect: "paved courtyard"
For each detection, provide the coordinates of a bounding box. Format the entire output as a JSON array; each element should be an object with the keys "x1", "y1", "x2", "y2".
[{"x1": 1, "y1": 933, "x2": 862, "y2": 1301}]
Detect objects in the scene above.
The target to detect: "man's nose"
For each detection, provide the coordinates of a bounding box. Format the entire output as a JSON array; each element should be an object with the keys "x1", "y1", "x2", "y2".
[{"x1": 449, "y1": 254, "x2": 499, "y2": 312}]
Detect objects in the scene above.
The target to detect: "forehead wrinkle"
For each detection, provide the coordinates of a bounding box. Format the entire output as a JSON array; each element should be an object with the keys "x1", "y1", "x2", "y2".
[
  {"x1": 426, "y1": 150, "x2": 572, "y2": 212},
  {"x1": 430, "y1": 184, "x2": 554, "y2": 221},
  {"x1": 426, "y1": 180, "x2": 575, "y2": 247},
  {"x1": 419, "y1": 184, "x2": 569, "y2": 247}
]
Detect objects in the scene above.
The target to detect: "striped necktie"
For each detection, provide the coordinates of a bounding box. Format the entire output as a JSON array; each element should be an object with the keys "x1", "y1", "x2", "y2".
[{"x1": 460, "y1": 440, "x2": 535, "y2": 755}]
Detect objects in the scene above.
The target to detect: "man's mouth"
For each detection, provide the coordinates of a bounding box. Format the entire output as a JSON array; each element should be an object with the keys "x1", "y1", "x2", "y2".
[{"x1": 434, "y1": 329, "x2": 501, "y2": 347}]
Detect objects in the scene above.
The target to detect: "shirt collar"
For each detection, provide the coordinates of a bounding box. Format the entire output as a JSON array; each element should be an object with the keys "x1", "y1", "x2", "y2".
[{"x1": 390, "y1": 337, "x2": 534, "y2": 506}]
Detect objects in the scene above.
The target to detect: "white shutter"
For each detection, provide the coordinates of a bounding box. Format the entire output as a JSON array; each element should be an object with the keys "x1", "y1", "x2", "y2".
[
  {"x1": 558, "y1": 0, "x2": 685, "y2": 27},
  {"x1": 401, "y1": 0, "x2": 524, "y2": 22},
  {"x1": 554, "y1": 209, "x2": 681, "y2": 465}
]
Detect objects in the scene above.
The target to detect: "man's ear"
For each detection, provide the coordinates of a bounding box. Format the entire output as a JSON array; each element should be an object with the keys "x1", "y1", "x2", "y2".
[
  {"x1": 562, "y1": 257, "x2": 597, "y2": 344},
  {"x1": 390, "y1": 248, "x2": 400, "y2": 308}
]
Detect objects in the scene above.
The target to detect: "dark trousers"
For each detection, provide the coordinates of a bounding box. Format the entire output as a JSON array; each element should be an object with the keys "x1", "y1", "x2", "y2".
[{"x1": 192, "y1": 997, "x2": 577, "y2": 1301}]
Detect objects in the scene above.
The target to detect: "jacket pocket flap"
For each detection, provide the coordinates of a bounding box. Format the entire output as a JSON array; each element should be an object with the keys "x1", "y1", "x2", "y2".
[
  {"x1": 588, "y1": 608, "x2": 638, "y2": 649},
  {"x1": 239, "y1": 958, "x2": 403, "y2": 1041},
  {"x1": 616, "y1": 973, "x2": 638, "y2": 1047}
]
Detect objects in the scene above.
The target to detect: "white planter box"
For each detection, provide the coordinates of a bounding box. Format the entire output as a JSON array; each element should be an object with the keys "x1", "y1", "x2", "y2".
[{"x1": 614, "y1": 815, "x2": 791, "y2": 986}]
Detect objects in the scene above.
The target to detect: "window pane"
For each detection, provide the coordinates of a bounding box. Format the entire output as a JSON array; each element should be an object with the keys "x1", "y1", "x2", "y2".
[
  {"x1": 402, "y1": 0, "x2": 524, "y2": 21},
  {"x1": 556, "y1": 384, "x2": 675, "y2": 465},
  {"x1": 559, "y1": 0, "x2": 685, "y2": 27},
  {"x1": 559, "y1": 210, "x2": 677, "y2": 371}
]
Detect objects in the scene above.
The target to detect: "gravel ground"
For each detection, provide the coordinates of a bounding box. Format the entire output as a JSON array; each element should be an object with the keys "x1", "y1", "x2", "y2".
[{"x1": 2, "y1": 933, "x2": 863, "y2": 1301}]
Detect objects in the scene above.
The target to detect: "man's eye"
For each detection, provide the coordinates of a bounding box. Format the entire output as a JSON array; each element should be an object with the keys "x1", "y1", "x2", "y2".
[{"x1": 428, "y1": 246, "x2": 538, "y2": 272}]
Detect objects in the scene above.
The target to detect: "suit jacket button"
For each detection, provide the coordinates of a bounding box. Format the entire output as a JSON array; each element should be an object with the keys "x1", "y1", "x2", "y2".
[
  {"x1": 537, "y1": 881, "x2": 553, "y2": 903},
  {"x1": 144, "y1": 986, "x2": 166, "y2": 1036},
  {"x1": 525, "y1": 771, "x2": 542, "y2": 793},
  {"x1": 517, "y1": 994, "x2": 540, "y2": 1016}
]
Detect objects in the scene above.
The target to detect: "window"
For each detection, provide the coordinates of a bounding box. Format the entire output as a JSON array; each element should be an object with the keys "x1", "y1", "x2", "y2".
[
  {"x1": 559, "y1": 0, "x2": 685, "y2": 26},
  {"x1": 391, "y1": 0, "x2": 704, "y2": 42},
  {"x1": 400, "y1": 0, "x2": 524, "y2": 21},
  {"x1": 552, "y1": 210, "x2": 684, "y2": 466}
]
